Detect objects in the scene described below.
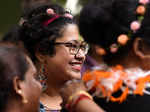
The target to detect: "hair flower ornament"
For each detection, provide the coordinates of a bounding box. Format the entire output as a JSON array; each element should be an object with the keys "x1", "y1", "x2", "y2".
[
  {"x1": 139, "y1": 0, "x2": 149, "y2": 4},
  {"x1": 130, "y1": 21, "x2": 141, "y2": 31},
  {"x1": 117, "y1": 34, "x2": 129, "y2": 45},
  {"x1": 43, "y1": 8, "x2": 73, "y2": 27},
  {"x1": 46, "y1": 8, "x2": 55, "y2": 15},
  {"x1": 136, "y1": 5, "x2": 146, "y2": 15},
  {"x1": 111, "y1": 0, "x2": 149, "y2": 53}
]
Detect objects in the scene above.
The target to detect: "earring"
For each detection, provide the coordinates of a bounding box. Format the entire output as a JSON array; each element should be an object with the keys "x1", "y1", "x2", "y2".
[
  {"x1": 38, "y1": 64, "x2": 47, "y2": 91},
  {"x1": 18, "y1": 90, "x2": 22, "y2": 94},
  {"x1": 17, "y1": 90, "x2": 28, "y2": 104}
]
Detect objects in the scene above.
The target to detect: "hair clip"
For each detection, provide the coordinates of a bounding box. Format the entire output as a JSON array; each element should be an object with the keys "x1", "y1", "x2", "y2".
[{"x1": 43, "y1": 15, "x2": 60, "y2": 26}]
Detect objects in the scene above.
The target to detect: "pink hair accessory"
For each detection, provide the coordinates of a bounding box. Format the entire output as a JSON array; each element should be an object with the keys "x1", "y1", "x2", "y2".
[
  {"x1": 139, "y1": 0, "x2": 149, "y2": 4},
  {"x1": 64, "y1": 13, "x2": 73, "y2": 19},
  {"x1": 130, "y1": 21, "x2": 141, "y2": 31},
  {"x1": 110, "y1": 44, "x2": 118, "y2": 53},
  {"x1": 43, "y1": 15, "x2": 60, "y2": 26},
  {"x1": 105, "y1": 0, "x2": 148, "y2": 54},
  {"x1": 46, "y1": 8, "x2": 55, "y2": 15}
]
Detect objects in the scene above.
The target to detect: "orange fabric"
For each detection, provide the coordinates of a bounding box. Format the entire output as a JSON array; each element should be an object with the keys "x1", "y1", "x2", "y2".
[{"x1": 82, "y1": 65, "x2": 150, "y2": 103}]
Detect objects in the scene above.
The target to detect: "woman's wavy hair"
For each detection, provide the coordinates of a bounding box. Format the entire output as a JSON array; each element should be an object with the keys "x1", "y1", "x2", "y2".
[{"x1": 3, "y1": 3, "x2": 76, "y2": 62}]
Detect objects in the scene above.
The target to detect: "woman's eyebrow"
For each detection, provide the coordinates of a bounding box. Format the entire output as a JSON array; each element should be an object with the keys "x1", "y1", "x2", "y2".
[{"x1": 68, "y1": 40, "x2": 83, "y2": 44}]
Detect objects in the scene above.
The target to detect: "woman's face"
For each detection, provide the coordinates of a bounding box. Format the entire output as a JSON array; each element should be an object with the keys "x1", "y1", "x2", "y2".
[
  {"x1": 45, "y1": 24, "x2": 86, "y2": 83},
  {"x1": 22, "y1": 56, "x2": 42, "y2": 111}
]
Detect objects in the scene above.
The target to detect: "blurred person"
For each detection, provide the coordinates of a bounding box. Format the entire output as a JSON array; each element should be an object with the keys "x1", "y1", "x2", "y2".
[
  {"x1": 0, "y1": 43, "x2": 42, "y2": 112},
  {"x1": 79, "y1": 0, "x2": 150, "y2": 111}
]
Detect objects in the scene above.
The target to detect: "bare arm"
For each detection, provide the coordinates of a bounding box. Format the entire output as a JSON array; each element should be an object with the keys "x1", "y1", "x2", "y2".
[{"x1": 60, "y1": 80, "x2": 105, "y2": 112}]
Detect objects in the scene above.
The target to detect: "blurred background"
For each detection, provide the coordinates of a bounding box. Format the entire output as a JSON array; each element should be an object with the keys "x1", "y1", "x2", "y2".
[{"x1": 0, "y1": 0, "x2": 89, "y2": 37}]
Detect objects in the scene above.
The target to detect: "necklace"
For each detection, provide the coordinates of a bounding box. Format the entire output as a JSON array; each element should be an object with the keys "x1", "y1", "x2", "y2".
[{"x1": 44, "y1": 105, "x2": 61, "y2": 112}]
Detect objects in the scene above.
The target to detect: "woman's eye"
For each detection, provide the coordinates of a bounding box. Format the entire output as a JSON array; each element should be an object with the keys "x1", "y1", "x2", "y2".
[
  {"x1": 80, "y1": 45, "x2": 86, "y2": 50},
  {"x1": 71, "y1": 44, "x2": 77, "y2": 48}
]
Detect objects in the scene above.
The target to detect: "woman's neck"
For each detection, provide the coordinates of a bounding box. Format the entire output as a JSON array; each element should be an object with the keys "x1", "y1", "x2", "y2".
[
  {"x1": 44, "y1": 81, "x2": 62, "y2": 96},
  {"x1": 40, "y1": 81, "x2": 63, "y2": 110},
  {"x1": 36, "y1": 62, "x2": 63, "y2": 110},
  {"x1": 40, "y1": 92, "x2": 62, "y2": 110}
]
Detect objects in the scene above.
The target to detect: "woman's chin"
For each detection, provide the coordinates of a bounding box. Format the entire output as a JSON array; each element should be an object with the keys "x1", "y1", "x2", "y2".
[{"x1": 70, "y1": 72, "x2": 81, "y2": 80}]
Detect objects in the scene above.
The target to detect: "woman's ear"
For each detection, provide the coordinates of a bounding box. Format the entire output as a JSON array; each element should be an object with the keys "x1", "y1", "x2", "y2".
[
  {"x1": 13, "y1": 76, "x2": 28, "y2": 104},
  {"x1": 133, "y1": 37, "x2": 150, "y2": 59},
  {"x1": 13, "y1": 76, "x2": 22, "y2": 96}
]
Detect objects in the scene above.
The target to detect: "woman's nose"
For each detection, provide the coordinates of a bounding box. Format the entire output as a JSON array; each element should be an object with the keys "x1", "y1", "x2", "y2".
[{"x1": 74, "y1": 49, "x2": 86, "y2": 61}]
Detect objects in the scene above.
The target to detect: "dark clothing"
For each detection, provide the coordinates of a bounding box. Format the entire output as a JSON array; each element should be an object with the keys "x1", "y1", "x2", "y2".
[
  {"x1": 82, "y1": 56, "x2": 150, "y2": 112},
  {"x1": 95, "y1": 89, "x2": 150, "y2": 112}
]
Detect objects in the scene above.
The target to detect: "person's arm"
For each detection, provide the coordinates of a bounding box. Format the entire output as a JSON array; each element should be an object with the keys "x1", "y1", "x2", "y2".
[
  {"x1": 72, "y1": 96, "x2": 104, "y2": 112},
  {"x1": 60, "y1": 79, "x2": 105, "y2": 112}
]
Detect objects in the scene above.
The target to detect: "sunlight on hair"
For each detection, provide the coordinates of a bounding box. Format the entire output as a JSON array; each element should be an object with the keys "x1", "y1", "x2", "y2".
[{"x1": 65, "y1": 0, "x2": 82, "y2": 15}]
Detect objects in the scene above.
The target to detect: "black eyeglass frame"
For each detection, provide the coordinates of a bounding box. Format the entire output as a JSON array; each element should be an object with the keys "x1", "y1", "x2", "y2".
[{"x1": 53, "y1": 41, "x2": 89, "y2": 55}]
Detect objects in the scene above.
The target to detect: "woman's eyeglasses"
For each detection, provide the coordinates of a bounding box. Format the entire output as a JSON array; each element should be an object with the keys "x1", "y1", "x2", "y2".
[{"x1": 54, "y1": 41, "x2": 89, "y2": 55}]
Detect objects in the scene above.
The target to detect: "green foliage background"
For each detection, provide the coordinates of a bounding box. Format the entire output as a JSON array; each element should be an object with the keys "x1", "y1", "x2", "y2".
[
  {"x1": 0, "y1": 0, "x2": 21, "y2": 35},
  {"x1": 0, "y1": 0, "x2": 88, "y2": 37}
]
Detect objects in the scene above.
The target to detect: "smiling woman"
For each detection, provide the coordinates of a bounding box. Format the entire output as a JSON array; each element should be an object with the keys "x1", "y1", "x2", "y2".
[{"x1": 2, "y1": 3, "x2": 88, "y2": 112}]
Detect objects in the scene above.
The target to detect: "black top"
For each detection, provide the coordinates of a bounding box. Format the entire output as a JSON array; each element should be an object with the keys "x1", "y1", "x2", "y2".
[{"x1": 95, "y1": 90, "x2": 150, "y2": 112}]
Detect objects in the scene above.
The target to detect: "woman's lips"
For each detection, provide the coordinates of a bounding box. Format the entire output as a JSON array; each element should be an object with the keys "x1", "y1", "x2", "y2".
[
  {"x1": 69, "y1": 61, "x2": 83, "y2": 71},
  {"x1": 71, "y1": 64, "x2": 81, "y2": 71}
]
